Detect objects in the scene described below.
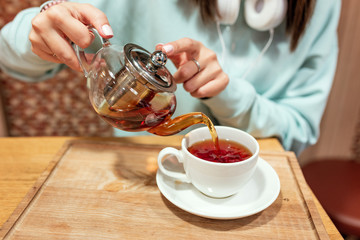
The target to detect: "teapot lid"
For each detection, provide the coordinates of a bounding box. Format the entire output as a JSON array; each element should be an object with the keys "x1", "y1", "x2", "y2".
[{"x1": 124, "y1": 43, "x2": 176, "y2": 93}]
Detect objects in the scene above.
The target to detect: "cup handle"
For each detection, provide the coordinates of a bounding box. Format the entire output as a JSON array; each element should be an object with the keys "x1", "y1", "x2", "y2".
[{"x1": 157, "y1": 147, "x2": 191, "y2": 183}]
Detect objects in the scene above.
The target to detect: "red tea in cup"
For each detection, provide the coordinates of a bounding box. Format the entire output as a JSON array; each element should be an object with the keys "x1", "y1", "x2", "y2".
[{"x1": 187, "y1": 139, "x2": 252, "y2": 163}]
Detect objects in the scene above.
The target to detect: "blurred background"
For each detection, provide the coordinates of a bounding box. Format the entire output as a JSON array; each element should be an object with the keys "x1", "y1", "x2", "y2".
[
  {"x1": 0, "y1": 0, "x2": 113, "y2": 138},
  {"x1": 299, "y1": 0, "x2": 360, "y2": 166},
  {"x1": 0, "y1": 0, "x2": 359, "y2": 238}
]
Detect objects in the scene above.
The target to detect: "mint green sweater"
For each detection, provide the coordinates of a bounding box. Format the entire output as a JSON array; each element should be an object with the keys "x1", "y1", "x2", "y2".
[{"x1": 0, "y1": 0, "x2": 340, "y2": 154}]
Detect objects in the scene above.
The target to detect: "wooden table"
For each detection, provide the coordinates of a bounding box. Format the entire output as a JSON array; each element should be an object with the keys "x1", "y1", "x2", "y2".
[{"x1": 0, "y1": 136, "x2": 342, "y2": 239}]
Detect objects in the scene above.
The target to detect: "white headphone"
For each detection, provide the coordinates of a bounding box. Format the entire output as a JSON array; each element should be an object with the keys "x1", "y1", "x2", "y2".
[
  {"x1": 216, "y1": 0, "x2": 287, "y2": 79},
  {"x1": 217, "y1": 0, "x2": 287, "y2": 31}
]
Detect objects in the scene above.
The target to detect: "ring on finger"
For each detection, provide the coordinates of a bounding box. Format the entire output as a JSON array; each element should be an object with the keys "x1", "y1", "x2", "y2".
[{"x1": 192, "y1": 58, "x2": 201, "y2": 73}]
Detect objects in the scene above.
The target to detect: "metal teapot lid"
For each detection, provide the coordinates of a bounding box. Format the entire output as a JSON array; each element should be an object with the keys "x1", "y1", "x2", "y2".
[{"x1": 124, "y1": 43, "x2": 176, "y2": 93}]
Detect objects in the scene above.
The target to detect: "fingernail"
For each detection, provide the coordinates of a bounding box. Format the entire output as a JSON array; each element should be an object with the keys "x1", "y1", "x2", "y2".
[
  {"x1": 102, "y1": 24, "x2": 113, "y2": 37},
  {"x1": 162, "y1": 44, "x2": 174, "y2": 54}
]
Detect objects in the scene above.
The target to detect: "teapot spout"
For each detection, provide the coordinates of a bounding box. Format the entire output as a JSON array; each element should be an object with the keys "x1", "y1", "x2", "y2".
[{"x1": 147, "y1": 112, "x2": 218, "y2": 145}]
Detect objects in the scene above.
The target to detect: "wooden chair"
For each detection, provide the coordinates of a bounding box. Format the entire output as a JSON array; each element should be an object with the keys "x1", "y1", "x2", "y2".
[{"x1": 302, "y1": 119, "x2": 360, "y2": 238}]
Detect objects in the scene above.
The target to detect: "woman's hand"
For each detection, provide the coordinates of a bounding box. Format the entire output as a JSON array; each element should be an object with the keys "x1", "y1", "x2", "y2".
[
  {"x1": 157, "y1": 38, "x2": 229, "y2": 98},
  {"x1": 29, "y1": 2, "x2": 113, "y2": 72}
]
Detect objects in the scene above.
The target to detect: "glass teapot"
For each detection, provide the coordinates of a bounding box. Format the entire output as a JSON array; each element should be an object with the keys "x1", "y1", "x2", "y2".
[{"x1": 73, "y1": 28, "x2": 214, "y2": 136}]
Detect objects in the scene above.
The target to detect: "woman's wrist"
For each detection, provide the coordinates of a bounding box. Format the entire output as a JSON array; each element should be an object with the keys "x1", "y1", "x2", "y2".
[{"x1": 40, "y1": 0, "x2": 68, "y2": 12}]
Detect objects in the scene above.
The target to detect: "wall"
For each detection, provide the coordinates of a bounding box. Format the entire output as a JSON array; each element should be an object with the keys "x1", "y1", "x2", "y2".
[{"x1": 299, "y1": 0, "x2": 360, "y2": 165}]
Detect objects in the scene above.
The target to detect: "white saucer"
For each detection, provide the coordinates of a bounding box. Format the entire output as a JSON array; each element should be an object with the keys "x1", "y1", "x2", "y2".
[{"x1": 156, "y1": 157, "x2": 280, "y2": 220}]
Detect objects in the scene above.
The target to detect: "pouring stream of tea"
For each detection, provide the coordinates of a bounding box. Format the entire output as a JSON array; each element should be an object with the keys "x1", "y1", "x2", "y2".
[{"x1": 148, "y1": 112, "x2": 220, "y2": 150}]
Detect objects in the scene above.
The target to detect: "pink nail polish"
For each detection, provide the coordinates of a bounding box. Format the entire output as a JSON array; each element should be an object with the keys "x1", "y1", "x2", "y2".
[
  {"x1": 162, "y1": 44, "x2": 174, "y2": 54},
  {"x1": 102, "y1": 24, "x2": 113, "y2": 37}
]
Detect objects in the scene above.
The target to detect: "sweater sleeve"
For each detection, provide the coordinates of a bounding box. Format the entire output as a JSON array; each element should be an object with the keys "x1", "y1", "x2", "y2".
[
  {"x1": 0, "y1": 7, "x2": 64, "y2": 82},
  {"x1": 202, "y1": 0, "x2": 341, "y2": 155}
]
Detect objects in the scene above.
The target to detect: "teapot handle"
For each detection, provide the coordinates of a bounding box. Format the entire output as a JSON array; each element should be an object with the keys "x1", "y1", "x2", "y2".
[{"x1": 73, "y1": 27, "x2": 110, "y2": 77}]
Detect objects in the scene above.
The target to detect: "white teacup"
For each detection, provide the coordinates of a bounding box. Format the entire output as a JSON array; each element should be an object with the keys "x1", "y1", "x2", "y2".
[{"x1": 157, "y1": 126, "x2": 259, "y2": 198}]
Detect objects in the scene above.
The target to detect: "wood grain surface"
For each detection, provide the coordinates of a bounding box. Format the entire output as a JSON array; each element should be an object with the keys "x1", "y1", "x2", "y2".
[{"x1": 0, "y1": 140, "x2": 333, "y2": 239}]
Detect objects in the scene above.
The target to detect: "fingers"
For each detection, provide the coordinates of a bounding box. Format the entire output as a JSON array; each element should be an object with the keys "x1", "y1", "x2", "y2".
[
  {"x1": 30, "y1": 2, "x2": 113, "y2": 72},
  {"x1": 173, "y1": 54, "x2": 229, "y2": 98},
  {"x1": 67, "y1": 3, "x2": 113, "y2": 39},
  {"x1": 190, "y1": 73, "x2": 229, "y2": 98},
  {"x1": 31, "y1": 46, "x2": 62, "y2": 64},
  {"x1": 44, "y1": 3, "x2": 113, "y2": 47},
  {"x1": 173, "y1": 59, "x2": 200, "y2": 83},
  {"x1": 183, "y1": 63, "x2": 229, "y2": 98},
  {"x1": 161, "y1": 38, "x2": 200, "y2": 58},
  {"x1": 29, "y1": 28, "x2": 53, "y2": 55},
  {"x1": 158, "y1": 38, "x2": 229, "y2": 98},
  {"x1": 159, "y1": 38, "x2": 202, "y2": 68},
  {"x1": 42, "y1": 29, "x2": 83, "y2": 71},
  {"x1": 52, "y1": 11, "x2": 96, "y2": 50}
]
